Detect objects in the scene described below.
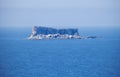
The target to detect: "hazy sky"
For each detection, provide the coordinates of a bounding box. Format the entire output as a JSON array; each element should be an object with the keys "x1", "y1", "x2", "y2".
[{"x1": 0, "y1": 0, "x2": 120, "y2": 28}]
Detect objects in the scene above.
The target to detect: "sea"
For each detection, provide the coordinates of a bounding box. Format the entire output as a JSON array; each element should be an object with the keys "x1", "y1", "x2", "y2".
[{"x1": 0, "y1": 27, "x2": 120, "y2": 77}]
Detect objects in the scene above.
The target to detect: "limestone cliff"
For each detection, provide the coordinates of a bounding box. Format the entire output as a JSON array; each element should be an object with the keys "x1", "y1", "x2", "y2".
[
  {"x1": 28, "y1": 26, "x2": 98, "y2": 40},
  {"x1": 32, "y1": 26, "x2": 79, "y2": 36}
]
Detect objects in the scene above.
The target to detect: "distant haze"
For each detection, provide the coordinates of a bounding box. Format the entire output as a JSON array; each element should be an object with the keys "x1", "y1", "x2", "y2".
[{"x1": 0, "y1": 0, "x2": 120, "y2": 28}]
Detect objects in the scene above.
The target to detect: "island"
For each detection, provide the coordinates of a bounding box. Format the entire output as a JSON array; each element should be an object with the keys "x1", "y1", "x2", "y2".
[{"x1": 28, "y1": 26, "x2": 98, "y2": 40}]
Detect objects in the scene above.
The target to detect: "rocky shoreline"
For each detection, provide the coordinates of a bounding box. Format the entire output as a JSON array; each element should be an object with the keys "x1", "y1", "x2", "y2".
[{"x1": 28, "y1": 26, "x2": 99, "y2": 40}]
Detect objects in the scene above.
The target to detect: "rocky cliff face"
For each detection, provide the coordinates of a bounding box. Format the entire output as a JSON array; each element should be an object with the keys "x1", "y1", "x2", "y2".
[
  {"x1": 28, "y1": 26, "x2": 98, "y2": 40},
  {"x1": 32, "y1": 26, "x2": 79, "y2": 36}
]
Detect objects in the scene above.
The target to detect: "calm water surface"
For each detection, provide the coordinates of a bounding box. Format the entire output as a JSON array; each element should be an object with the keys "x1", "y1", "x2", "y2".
[{"x1": 0, "y1": 28, "x2": 120, "y2": 77}]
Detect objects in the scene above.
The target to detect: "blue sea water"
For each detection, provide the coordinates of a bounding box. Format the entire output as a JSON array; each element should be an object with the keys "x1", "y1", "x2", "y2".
[{"x1": 0, "y1": 27, "x2": 120, "y2": 77}]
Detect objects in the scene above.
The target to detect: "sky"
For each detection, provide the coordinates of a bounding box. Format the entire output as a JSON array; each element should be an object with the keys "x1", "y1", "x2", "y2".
[{"x1": 0, "y1": 0, "x2": 120, "y2": 28}]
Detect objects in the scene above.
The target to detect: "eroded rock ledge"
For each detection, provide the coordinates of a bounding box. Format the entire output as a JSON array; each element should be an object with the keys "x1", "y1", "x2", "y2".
[{"x1": 28, "y1": 26, "x2": 98, "y2": 40}]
